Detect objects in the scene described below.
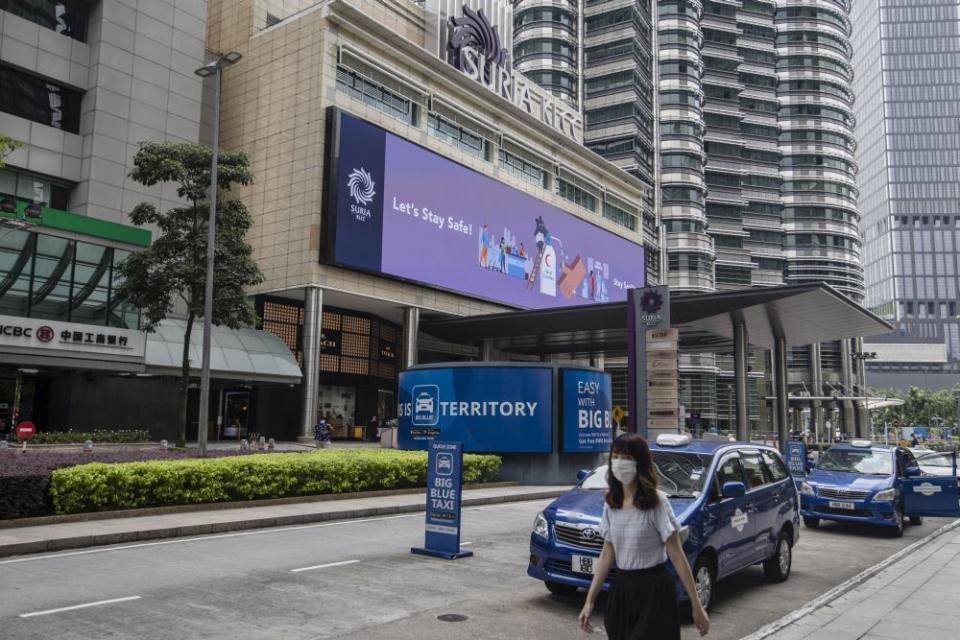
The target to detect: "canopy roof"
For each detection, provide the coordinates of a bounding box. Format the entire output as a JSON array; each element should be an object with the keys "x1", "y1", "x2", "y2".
[
  {"x1": 146, "y1": 319, "x2": 301, "y2": 384},
  {"x1": 422, "y1": 283, "x2": 893, "y2": 357}
]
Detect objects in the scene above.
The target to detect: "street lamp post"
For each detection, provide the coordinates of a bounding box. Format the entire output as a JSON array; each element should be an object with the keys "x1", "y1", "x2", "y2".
[{"x1": 194, "y1": 51, "x2": 242, "y2": 456}]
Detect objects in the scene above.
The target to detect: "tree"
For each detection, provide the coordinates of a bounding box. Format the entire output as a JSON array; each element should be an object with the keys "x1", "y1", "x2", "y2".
[
  {"x1": 874, "y1": 386, "x2": 957, "y2": 430},
  {"x1": 116, "y1": 143, "x2": 264, "y2": 448},
  {"x1": 0, "y1": 134, "x2": 22, "y2": 169}
]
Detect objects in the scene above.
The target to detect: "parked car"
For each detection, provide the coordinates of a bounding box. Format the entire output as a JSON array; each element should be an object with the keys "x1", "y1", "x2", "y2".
[
  {"x1": 913, "y1": 450, "x2": 960, "y2": 478},
  {"x1": 527, "y1": 435, "x2": 800, "y2": 611},
  {"x1": 801, "y1": 440, "x2": 960, "y2": 536}
]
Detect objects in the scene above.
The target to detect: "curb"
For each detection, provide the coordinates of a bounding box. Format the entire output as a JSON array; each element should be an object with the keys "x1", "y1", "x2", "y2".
[
  {"x1": 0, "y1": 481, "x2": 521, "y2": 529},
  {"x1": 740, "y1": 518, "x2": 960, "y2": 640},
  {"x1": 0, "y1": 489, "x2": 564, "y2": 559}
]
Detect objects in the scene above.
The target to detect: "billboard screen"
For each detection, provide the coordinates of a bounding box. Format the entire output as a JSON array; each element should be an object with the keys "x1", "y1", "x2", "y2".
[
  {"x1": 561, "y1": 369, "x2": 613, "y2": 453},
  {"x1": 397, "y1": 366, "x2": 553, "y2": 453},
  {"x1": 325, "y1": 109, "x2": 646, "y2": 309}
]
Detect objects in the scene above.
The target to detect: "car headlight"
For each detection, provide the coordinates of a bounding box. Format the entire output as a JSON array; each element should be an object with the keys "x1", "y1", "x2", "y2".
[
  {"x1": 873, "y1": 488, "x2": 896, "y2": 502},
  {"x1": 801, "y1": 482, "x2": 816, "y2": 496},
  {"x1": 533, "y1": 511, "x2": 549, "y2": 540}
]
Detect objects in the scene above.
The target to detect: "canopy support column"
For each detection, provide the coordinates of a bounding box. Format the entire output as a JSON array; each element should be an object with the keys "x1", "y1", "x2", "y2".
[
  {"x1": 734, "y1": 320, "x2": 749, "y2": 442},
  {"x1": 810, "y1": 342, "x2": 823, "y2": 442},
  {"x1": 403, "y1": 307, "x2": 420, "y2": 369},
  {"x1": 299, "y1": 286, "x2": 322, "y2": 441},
  {"x1": 774, "y1": 335, "x2": 788, "y2": 454}
]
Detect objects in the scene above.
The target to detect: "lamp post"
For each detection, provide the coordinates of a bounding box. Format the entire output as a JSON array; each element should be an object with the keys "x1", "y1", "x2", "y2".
[
  {"x1": 194, "y1": 51, "x2": 242, "y2": 456},
  {"x1": 851, "y1": 350, "x2": 878, "y2": 439}
]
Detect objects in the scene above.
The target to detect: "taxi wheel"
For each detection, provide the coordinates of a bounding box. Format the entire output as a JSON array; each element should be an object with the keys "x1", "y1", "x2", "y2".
[
  {"x1": 803, "y1": 517, "x2": 820, "y2": 529},
  {"x1": 692, "y1": 556, "x2": 716, "y2": 612},
  {"x1": 763, "y1": 530, "x2": 792, "y2": 583},
  {"x1": 910, "y1": 515, "x2": 923, "y2": 526},
  {"x1": 544, "y1": 580, "x2": 578, "y2": 597},
  {"x1": 888, "y1": 511, "x2": 905, "y2": 538}
]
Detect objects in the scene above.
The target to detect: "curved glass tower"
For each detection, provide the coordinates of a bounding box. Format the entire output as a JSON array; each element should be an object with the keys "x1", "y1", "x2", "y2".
[
  {"x1": 776, "y1": 0, "x2": 863, "y2": 301},
  {"x1": 513, "y1": 0, "x2": 581, "y2": 107}
]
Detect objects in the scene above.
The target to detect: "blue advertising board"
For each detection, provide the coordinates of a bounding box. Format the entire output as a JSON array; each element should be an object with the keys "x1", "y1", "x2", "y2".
[
  {"x1": 411, "y1": 441, "x2": 473, "y2": 560},
  {"x1": 561, "y1": 369, "x2": 613, "y2": 453},
  {"x1": 398, "y1": 367, "x2": 553, "y2": 453},
  {"x1": 786, "y1": 440, "x2": 807, "y2": 488}
]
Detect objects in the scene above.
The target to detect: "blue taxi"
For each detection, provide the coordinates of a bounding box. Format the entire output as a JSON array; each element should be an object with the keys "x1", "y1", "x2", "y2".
[
  {"x1": 527, "y1": 435, "x2": 800, "y2": 611},
  {"x1": 801, "y1": 440, "x2": 960, "y2": 536}
]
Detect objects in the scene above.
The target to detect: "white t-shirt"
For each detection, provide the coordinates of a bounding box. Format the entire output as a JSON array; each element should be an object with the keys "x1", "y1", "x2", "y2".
[{"x1": 598, "y1": 490, "x2": 680, "y2": 570}]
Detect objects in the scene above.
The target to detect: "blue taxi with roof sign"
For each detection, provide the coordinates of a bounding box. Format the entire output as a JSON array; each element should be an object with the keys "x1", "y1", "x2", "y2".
[
  {"x1": 800, "y1": 440, "x2": 960, "y2": 536},
  {"x1": 527, "y1": 434, "x2": 800, "y2": 611}
]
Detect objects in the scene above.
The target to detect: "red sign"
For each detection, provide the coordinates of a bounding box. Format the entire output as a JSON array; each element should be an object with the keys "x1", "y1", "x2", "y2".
[{"x1": 16, "y1": 421, "x2": 35, "y2": 440}]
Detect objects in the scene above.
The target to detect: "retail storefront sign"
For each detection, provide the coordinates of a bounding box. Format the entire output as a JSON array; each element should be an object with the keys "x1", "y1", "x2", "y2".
[{"x1": 0, "y1": 315, "x2": 146, "y2": 359}]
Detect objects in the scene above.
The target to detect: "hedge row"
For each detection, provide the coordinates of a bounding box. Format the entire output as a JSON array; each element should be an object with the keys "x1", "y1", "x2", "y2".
[
  {"x1": 50, "y1": 449, "x2": 501, "y2": 514},
  {"x1": 13, "y1": 430, "x2": 151, "y2": 444}
]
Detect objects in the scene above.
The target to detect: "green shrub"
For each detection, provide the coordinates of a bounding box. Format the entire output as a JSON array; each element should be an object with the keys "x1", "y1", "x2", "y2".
[
  {"x1": 16, "y1": 430, "x2": 151, "y2": 445},
  {"x1": 49, "y1": 449, "x2": 501, "y2": 514}
]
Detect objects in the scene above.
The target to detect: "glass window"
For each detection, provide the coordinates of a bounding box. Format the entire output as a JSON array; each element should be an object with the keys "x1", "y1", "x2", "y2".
[
  {"x1": 715, "y1": 454, "x2": 744, "y2": 488},
  {"x1": 557, "y1": 178, "x2": 597, "y2": 212},
  {"x1": 0, "y1": 0, "x2": 88, "y2": 41},
  {"x1": 70, "y1": 240, "x2": 112, "y2": 325},
  {"x1": 28, "y1": 234, "x2": 72, "y2": 321},
  {"x1": 816, "y1": 448, "x2": 893, "y2": 475},
  {"x1": 741, "y1": 452, "x2": 770, "y2": 488},
  {"x1": 0, "y1": 64, "x2": 82, "y2": 133},
  {"x1": 335, "y1": 66, "x2": 415, "y2": 125},
  {"x1": 652, "y1": 452, "x2": 712, "y2": 498},
  {"x1": 0, "y1": 229, "x2": 34, "y2": 317},
  {"x1": 498, "y1": 149, "x2": 545, "y2": 187},
  {"x1": 428, "y1": 113, "x2": 488, "y2": 160}
]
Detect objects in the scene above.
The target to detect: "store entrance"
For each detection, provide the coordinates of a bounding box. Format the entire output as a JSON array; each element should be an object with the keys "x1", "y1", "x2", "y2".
[
  {"x1": 0, "y1": 369, "x2": 51, "y2": 438},
  {"x1": 220, "y1": 390, "x2": 251, "y2": 440}
]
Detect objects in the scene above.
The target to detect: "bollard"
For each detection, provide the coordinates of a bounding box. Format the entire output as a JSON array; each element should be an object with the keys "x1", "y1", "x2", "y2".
[
  {"x1": 258, "y1": 436, "x2": 266, "y2": 451},
  {"x1": 83, "y1": 439, "x2": 93, "y2": 453},
  {"x1": 240, "y1": 438, "x2": 249, "y2": 451},
  {"x1": 267, "y1": 437, "x2": 275, "y2": 452},
  {"x1": 160, "y1": 439, "x2": 168, "y2": 450},
  {"x1": 0, "y1": 439, "x2": 7, "y2": 450}
]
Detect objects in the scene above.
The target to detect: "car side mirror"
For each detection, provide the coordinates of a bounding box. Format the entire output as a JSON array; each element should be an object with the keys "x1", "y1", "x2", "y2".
[
  {"x1": 577, "y1": 469, "x2": 591, "y2": 482},
  {"x1": 722, "y1": 481, "x2": 746, "y2": 498},
  {"x1": 905, "y1": 466, "x2": 921, "y2": 478}
]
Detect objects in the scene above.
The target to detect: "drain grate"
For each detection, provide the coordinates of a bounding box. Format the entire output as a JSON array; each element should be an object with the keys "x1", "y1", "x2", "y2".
[{"x1": 437, "y1": 614, "x2": 469, "y2": 623}]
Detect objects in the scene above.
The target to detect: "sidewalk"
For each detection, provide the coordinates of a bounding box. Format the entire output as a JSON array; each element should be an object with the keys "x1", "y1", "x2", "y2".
[
  {"x1": 754, "y1": 520, "x2": 960, "y2": 640},
  {"x1": 0, "y1": 484, "x2": 566, "y2": 558}
]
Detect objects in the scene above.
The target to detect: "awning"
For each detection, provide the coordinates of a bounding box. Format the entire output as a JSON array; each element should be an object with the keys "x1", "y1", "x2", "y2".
[
  {"x1": 421, "y1": 283, "x2": 894, "y2": 357},
  {"x1": 762, "y1": 396, "x2": 905, "y2": 410},
  {"x1": 145, "y1": 319, "x2": 302, "y2": 384}
]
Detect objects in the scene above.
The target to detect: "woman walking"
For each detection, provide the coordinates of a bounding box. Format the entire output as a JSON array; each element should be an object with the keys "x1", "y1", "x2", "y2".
[{"x1": 578, "y1": 434, "x2": 710, "y2": 638}]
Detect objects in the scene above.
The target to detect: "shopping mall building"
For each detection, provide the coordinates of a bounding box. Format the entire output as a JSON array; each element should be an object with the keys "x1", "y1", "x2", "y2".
[{"x1": 208, "y1": 0, "x2": 660, "y2": 440}]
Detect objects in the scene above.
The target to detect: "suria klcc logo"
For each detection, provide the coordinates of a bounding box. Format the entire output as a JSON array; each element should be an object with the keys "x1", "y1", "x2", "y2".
[{"x1": 346, "y1": 167, "x2": 375, "y2": 222}]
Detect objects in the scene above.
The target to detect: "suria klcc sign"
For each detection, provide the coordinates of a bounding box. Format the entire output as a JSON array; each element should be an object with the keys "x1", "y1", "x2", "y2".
[
  {"x1": 325, "y1": 109, "x2": 645, "y2": 310},
  {"x1": 439, "y1": 3, "x2": 582, "y2": 143}
]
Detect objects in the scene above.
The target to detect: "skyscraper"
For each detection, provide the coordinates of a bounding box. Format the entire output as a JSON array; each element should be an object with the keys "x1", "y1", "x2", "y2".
[
  {"x1": 516, "y1": 0, "x2": 865, "y2": 432},
  {"x1": 852, "y1": 0, "x2": 960, "y2": 390}
]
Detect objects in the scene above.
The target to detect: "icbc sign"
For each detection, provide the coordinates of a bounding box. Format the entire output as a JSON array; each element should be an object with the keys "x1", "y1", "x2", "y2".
[
  {"x1": 16, "y1": 421, "x2": 36, "y2": 440},
  {"x1": 36, "y1": 326, "x2": 55, "y2": 343},
  {"x1": 0, "y1": 324, "x2": 34, "y2": 338}
]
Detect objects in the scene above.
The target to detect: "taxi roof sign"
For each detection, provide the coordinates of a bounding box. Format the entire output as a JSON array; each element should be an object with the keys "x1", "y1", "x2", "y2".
[
  {"x1": 851, "y1": 439, "x2": 873, "y2": 448},
  {"x1": 656, "y1": 433, "x2": 691, "y2": 447}
]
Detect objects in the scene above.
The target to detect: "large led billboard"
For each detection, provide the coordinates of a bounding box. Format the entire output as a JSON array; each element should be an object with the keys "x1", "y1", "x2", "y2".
[{"x1": 324, "y1": 109, "x2": 645, "y2": 310}]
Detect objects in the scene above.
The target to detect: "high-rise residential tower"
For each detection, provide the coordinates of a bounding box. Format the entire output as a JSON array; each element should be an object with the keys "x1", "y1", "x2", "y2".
[
  {"x1": 515, "y1": 0, "x2": 865, "y2": 432},
  {"x1": 852, "y1": 0, "x2": 960, "y2": 390}
]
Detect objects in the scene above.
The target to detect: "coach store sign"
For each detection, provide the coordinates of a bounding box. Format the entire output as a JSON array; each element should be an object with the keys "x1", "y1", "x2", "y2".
[{"x1": 0, "y1": 315, "x2": 146, "y2": 360}]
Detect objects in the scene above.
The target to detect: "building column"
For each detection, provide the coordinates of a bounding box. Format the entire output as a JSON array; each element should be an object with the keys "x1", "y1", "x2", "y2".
[
  {"x1": 855, "y1": 337, "x2": 869, "y2": 438},
  {"x1": 774, "y1": 335, "x2": 789, "y2": 454},
  {"x1": 590, "y1": 353, "x2": 605, "y2": 370},
  {"x1": 840, "y1": 338, "x2": 855, "y2": 438},
  {"x1": 809, "y1": 342, "x2": 823, "y2": 441},
  {"x1": 298, "y1": 286, "x2": 322, "y2": 441},
  {"x1": 402, "y1": 306, "x2": 420, "y2": 370},
  {"x1": 734, "y1": 321, "x2": 749, "y2": 441}
]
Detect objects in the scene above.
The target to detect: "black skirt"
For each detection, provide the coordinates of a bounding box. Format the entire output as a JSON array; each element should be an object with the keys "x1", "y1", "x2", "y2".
[{"x1": 603, "y1": 563, "x2": 680, "y2": 640}]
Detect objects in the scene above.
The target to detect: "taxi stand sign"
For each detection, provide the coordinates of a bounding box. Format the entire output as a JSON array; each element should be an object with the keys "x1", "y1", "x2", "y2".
[
  {"x1": 411, "y1": 441, "x2": 473, "y2": 560},
  {"x1": 786, "y1": 440, "x2": 807, "y2": 490}
]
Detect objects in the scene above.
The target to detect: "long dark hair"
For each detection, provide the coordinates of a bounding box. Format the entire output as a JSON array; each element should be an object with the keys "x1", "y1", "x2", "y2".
[{"x1": 605, "y1": 433, "x2": 660, "y2": 510}]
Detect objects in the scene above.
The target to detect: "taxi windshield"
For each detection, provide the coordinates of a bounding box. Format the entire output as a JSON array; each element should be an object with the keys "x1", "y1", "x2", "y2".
[
  {"x1": 580, "y1": 452, "x2": 712, "y2": 498},
  {"x1": 816, "y1": 448, "x2": 893, "y2": 475}
]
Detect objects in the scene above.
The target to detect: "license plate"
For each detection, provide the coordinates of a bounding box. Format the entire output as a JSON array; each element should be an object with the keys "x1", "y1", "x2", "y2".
[
  {"x1": 571, "y1": 554, "x2": 595, "y2": 575},
  {"x1": 828, "y1": 501, "x2": 856, "y2": 510}
]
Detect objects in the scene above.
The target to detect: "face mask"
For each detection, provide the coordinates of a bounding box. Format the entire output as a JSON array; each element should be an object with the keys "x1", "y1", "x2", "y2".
[{"x1": 610, "y1": 459, "x2": 637, "y2": 485}]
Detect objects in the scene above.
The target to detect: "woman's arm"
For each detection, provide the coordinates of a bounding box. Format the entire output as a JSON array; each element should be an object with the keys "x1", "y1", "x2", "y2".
[
  {"x1": 665, "y1": 531, "x2": 710, "y2": 636},
  {"x1": 577, "y1": 541, "x2": 616, "y2": 633}
]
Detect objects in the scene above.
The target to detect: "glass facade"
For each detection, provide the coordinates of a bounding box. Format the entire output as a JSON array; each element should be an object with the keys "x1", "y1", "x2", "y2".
[
  {"x1": 0, "y1": 0, "x2": 89, "y2": 42},
  {"x1": 0, "y1": 64, "x2": 83, "y2": 133},
  {"x1": 0, "y1": 227, "x2": 138, "y2": 328},
  {"x1": 853, "y1": 0, "x2": 960, "y2": 364}
]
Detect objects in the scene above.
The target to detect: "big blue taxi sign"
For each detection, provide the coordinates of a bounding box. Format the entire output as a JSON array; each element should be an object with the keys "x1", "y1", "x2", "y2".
[
  {"x1": 411, "y1": 441, "x2": 473, "y2": 560},
  {"x1": 786, "y1": 440, "x2": 807, "y2": 489},
  {"x1": 398, "y1": 366, "x2": 553, "y2": 453},
  {"x1": 561, "y1": 369, "x2": 613, "y2": 453}
]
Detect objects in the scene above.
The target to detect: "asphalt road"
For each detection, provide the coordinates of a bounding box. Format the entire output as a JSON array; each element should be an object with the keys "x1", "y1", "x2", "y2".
[{"x1": 0, "y1": 500, "x2": 949, "y2": 640}]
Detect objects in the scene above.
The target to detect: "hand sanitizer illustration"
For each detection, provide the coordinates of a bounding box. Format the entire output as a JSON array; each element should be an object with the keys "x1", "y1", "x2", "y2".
[{"x1": 540, "y1": 243, "x2": 557, "y2": 296}]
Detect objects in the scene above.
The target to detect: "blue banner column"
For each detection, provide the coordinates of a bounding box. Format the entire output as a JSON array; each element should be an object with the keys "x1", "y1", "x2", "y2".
[{"x1": 412, "y1": 441, "x2": 473, "y2": 560}]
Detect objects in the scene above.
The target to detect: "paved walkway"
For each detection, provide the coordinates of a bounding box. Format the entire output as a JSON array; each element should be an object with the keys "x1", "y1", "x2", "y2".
[
  {"x1": 0, "y1": 484, "x2": 566, "y2": 558},
  {"x1": 756, "y1": 521, "x2": 960, "y2": 640}
]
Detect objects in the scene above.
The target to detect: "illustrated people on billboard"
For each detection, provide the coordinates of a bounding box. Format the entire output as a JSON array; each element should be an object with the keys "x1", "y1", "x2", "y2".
[
  {"x1": 518, "y1": 242, "x2": 526, "y2": 258},
  {"x1": 499, "y1": 237, "x2": 507, "y2": 272},
  {"x1": 589, "y1": 269, "x2": 597, "y2": 300},
  {"x1": 479, "y1": 224, "x2": 489, "y2": 268}
]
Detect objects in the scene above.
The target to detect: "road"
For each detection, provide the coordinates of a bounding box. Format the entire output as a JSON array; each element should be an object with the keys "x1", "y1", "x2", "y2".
[{"x1": 0, "y1": 500, "x2": 949, "y2": 639}]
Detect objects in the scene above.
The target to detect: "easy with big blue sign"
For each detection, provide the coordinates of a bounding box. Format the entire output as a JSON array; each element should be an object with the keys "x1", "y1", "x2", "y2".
[{"x1": 397, "y1": 365, "x2": 613, "y2": 454}]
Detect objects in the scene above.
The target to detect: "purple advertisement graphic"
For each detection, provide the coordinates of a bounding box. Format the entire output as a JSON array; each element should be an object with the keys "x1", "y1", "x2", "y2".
[{"x1": 331, "y1": 112, "x2": 645, "y2": 309}]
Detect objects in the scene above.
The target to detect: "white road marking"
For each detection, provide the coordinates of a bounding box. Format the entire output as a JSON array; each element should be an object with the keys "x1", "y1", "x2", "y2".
[
  {"x1": 19, "y1": 595, "x2": 141, "y2": 618},
  {"x1": 290, "y1": 559, "x2": 359, "y2": 573},
  {"x1": 0, "y1": 513, "x2": 424, "y2": 565}
]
